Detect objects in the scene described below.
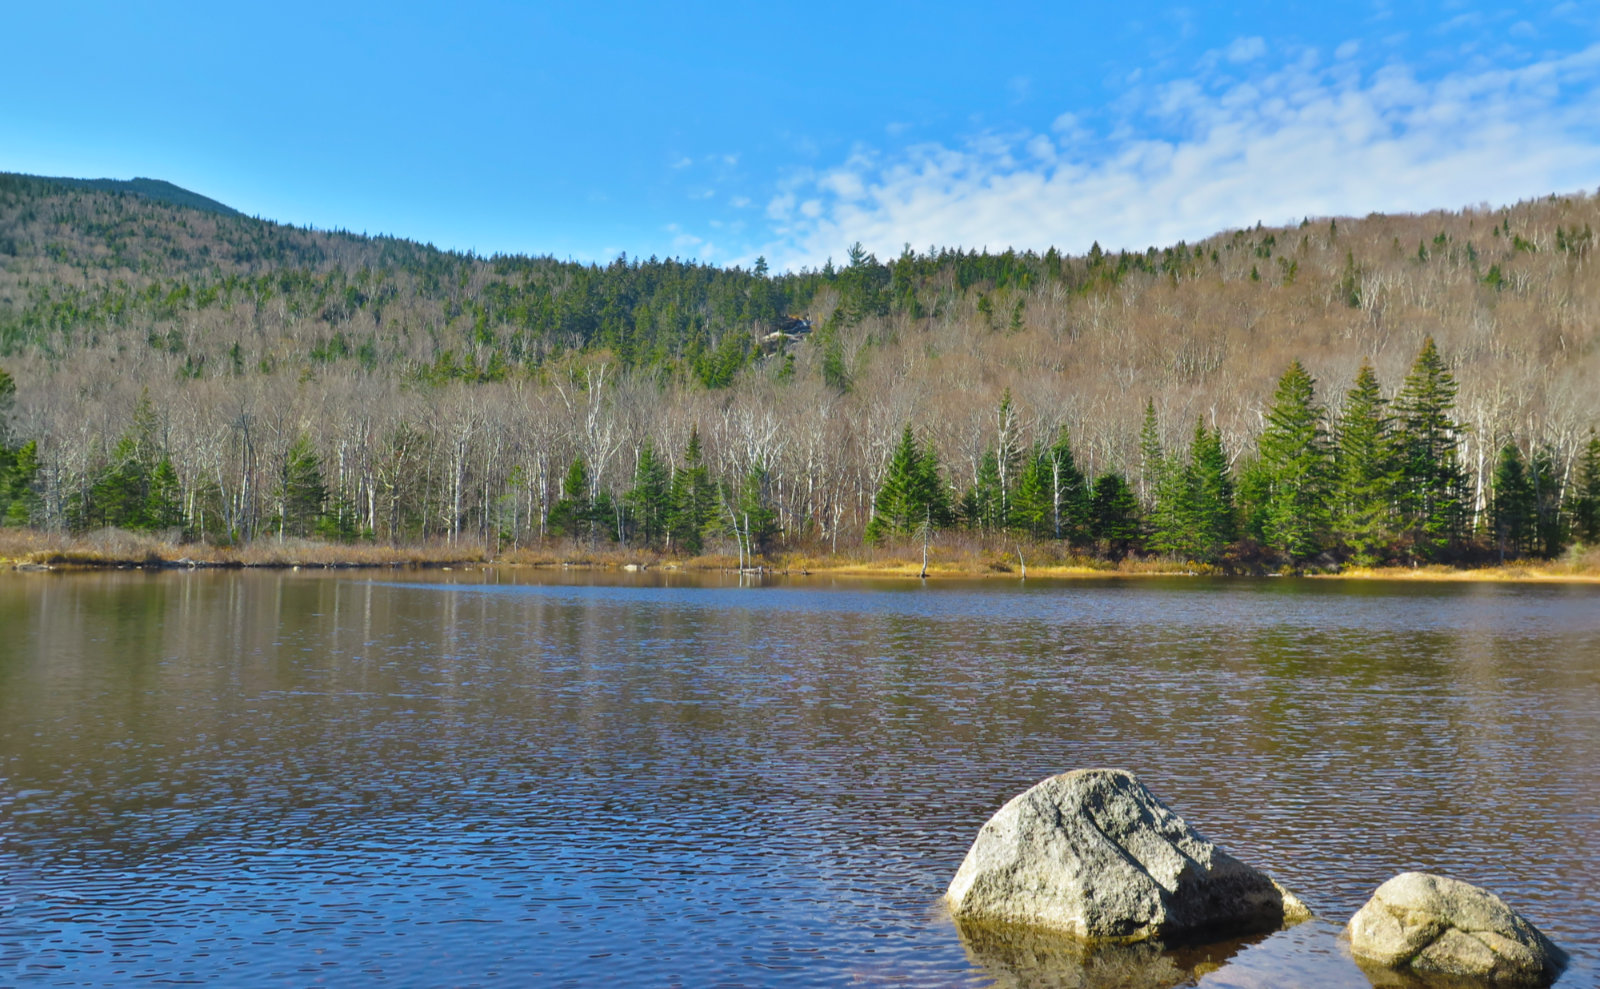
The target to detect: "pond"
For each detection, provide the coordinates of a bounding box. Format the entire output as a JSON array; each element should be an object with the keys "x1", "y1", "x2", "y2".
[{"x1": 1, "y1": 569, "x2": 1596, "y2": 986}]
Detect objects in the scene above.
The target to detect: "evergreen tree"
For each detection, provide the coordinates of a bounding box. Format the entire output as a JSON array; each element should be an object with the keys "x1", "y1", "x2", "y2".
[
  {"x1": 549, "y1": 456, "x2": 593, "y2": 540},
  {"x1": 0, "y1": 366, "x2": 14, "y2": 448},
  {"x1": 1395, "y1": 338, "x2": 1467, "y2": 559},
  {"x1": 0, "y1": 444, "x2": 14, "y2": 523},
  {"x1": 626, "y1": 440, "x2": 671, "y2": 548},
  {"x1": 1333, "y1": 361, "x2": 1397, "y2": 564},
  {"x1": 734, "y1": 465, "x2": 777, "y2": 556},
  {"x1": 1047, "y1": 428, "x2": 1089, "y2": 542},
  {"x1": 147, "y1": 456, "x2": 184, "y2": 532},
  {"x1": 316, "y1": 489, "x2": 363, "y2": 543},
  {"x1": 1490, "y1": 442, "x2": 1534, "y2": 558},
  {"x1": 1152, "y1": 420, "x2": 1237, "y2": 561},
  {"x1": 1089, "y1": 472, "x2": 1140, "y2": 559},
  {"x1": 1568, "y1": 428, "x2": 1600, "y2": 545},
  {"x1": 1186, "y1": 419, "x2": 1237, "y2": 562},
  {"x1": 818, "y1": 324, "x2": 851, "y2": 393},
  {"x1": 1011, "y1": 430, "x2": 1089, "y2": 542},
  {"x1": 278, "y1": 435, "x2": 326, "y2": 538},
  {"x1": 1234, "y1": 457, "x2": 1272, "y2": 544},
  {"x1": 866, "y1": 426, "x2": 950, "y2": 541},
  {"x1": 1011, "y1": 445, "x2": 1055, "y2": 540},
  {"x1": 2, "y1": 439, "x2": 40, "y2": 526},
  {"x1": 1257, "y1": 359, "x2": 1331, "y2": 560},
  {"x1": 91, "y1": 435, "x2": 152, "y2": 530},
  {"x1": 1148, "y1": 436, "x2": 1191, "y2": 559},
  {"x1": 1530, "y1": 446, "x2": 1563, "y2": 558},
  {"x1": 668, "y1": 427, "x2": 716, "y2": 554},
  {"x1": 1138, "y1": 398, "x2": 1163, "y2": 508},
  {"x1": 593, "y1": 487, "x2": 622, "y2": 543},
  {"x1": 993, "y1": 390, "x2": 1021, "y2": 528},
  {"x1": 963, "y1": 450, "x2": 1004, "y2": 532}
]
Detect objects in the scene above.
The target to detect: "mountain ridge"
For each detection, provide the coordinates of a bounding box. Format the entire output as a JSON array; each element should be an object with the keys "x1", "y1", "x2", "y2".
[{"x1": 13, "y1": 173, "x2": 242, "y2": 217}]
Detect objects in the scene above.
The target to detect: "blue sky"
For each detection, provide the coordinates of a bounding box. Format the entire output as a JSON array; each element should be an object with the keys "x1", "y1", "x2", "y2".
[{"x1": 6, "y1": 2, "x2": 1599, "y2": 270}]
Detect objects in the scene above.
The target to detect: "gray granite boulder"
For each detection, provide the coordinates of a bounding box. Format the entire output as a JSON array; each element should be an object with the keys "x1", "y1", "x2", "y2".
[
  {"x1": 946, "y1": 769, "x2": 1311, "y2": 943},
  {"x1": 1347, "y1": 873, "x2": 1566, "y2": 985}
]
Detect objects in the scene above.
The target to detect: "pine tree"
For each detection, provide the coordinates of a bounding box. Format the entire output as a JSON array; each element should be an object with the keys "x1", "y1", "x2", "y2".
[
  {"x1": 1047, "y1": 428, "x2": 1089, "y2": 542},
  {"x1": 1138, "y1": 398, "x2": 1178, "y2": 551},
  {"x1": 0, "y1": 366, "x2": 14, "y2": 448},
  {"x1": 1011, "y1": 445, "x2": 1055, "y2": 540},
  {"x1": 993, "y1": 390, "x2": 1021, "y2": 527},
  {"x1": 1395, "y1": 338, "x2": 1467, "y2": 559},
  {"x1": 549, "y1": 456, "x2": 593, "y2": 540},
  {"x1": 1148, "y1": 439, "x2": 1190, "y2": 559},
  {"x1": 0, "y1": 444, "x2": 14, "y2": 523},
  {"x1": 1089, "y1": 472, "x2": 1140, "y2": 559},
  {"x1": 1011, "y1": 431, "x2": 1089, "y2": 542},
  {"x1": 1186, "y1": 419, "x2": 1237, "y2": 562},
  {"x1": 278, "y1": 435, "x2": 326, "y2": 539},
  {"x1": 1333, "y1": 361, "x2": 1397, "y2": 564},
  {"x1": 1530, "y1": 446, "x2": 1564, "y2": 558},
  {"x1": 735, "y1": 466, "x2": 777, "y2": 557},
  {"x1": 1138, "y1": 402, "x2": 1162, "y2": 502},
  {"x1": 2, "y1": 439, "x2": 40, "y2": 527},
  {"x1": 866, "y1": 426, "x2": 950, "y2": 541},
  {"x1": 1257, "y1": 359, "x2": 1330, "y2": 560},
  {"x1": 1568, "y1": 428, "x2": 1600, "y2": 545},
  {"x1": 147, "y1": 456, "x2": 184, "y2": 532},
  {"x1": 668, "y1": 427, "x2": 716, "y2": 554},
  {"x1": 92, "y1": 435, "x2": 152, "y2": 530},
  {"x1": 316, "y1": 489, "x2": 363, "y2": 543},
  {"x1": 867, "y1": 426, "x2": 921, "y2": 541},
  {"x1": 964, "y1": 450, "x2": 1004, "y2": 532},
  {"x1": 1490, "y1": 442, "x2": 1533, "y2": 559},
  {"x1": 1234, "y1": 456, "x2": 1271, "y2": 544},
  {"x1": 626, "y1": 440, "x2": 671, "y2": 548}
]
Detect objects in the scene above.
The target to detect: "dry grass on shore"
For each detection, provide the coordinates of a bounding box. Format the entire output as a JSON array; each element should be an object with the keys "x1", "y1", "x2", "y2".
[
  {"x1": 4, "y1": 528, "x2": 1599, "y2": 582},
  {"x1": 0, "y1": 528, "x2": 487, "y2": 569},
  {"x1": 1328, "y1": 545, "x2": 1600, "y2": 583}
]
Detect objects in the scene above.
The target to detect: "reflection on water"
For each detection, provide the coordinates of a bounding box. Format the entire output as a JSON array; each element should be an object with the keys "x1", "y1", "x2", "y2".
[{"x1": 0, "y1": 570, "x2": 1596, "y2": 987}]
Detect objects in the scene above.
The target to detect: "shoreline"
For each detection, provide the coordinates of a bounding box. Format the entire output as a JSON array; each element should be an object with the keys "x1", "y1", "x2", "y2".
[{"x1": 3, "y1": 533, "x2": 1597, "y2": 584}]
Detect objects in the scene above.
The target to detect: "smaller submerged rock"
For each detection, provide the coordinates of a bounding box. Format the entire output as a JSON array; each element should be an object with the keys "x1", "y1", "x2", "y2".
[
  {"x1": 1347, "y1": 873, "x2": 1566, "y2": 986},
  {"x1": 946, "y1": 769, "x2": 1310, "y2": 944}
]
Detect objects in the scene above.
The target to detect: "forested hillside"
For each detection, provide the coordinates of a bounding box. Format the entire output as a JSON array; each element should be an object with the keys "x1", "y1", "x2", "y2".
[{"x1": 1, "y1": 171, "x2": 1597, "y2": 566}]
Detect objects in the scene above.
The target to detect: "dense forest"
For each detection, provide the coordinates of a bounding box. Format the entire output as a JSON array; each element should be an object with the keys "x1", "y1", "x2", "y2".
[{"x1": 1, "y1": 171, "x2": 1598, "y2": 567}]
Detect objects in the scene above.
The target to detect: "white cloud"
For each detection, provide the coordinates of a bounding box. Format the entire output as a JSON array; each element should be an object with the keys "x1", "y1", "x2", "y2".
[
  {"x1": 766, "y1": 192, "x2": 795, "y2": 220},
  {"x1": 755, "y1": 43, "x2": 1600, "y2": 271},
  {"x1": 1225, "y1": 36, "x2": 1267, "y2": 63}
]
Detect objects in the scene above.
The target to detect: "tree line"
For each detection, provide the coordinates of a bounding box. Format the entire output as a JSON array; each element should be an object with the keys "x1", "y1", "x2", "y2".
[
  {"x1": 2, "y1": 335, "x2": 1597, "y2": 567},
  {"x1": 2, "y1": 174, "x2": 1599, "y2": 566}
]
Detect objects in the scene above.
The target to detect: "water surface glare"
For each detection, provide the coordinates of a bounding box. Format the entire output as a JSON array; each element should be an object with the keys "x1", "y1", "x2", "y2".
[{"x1": 1, "y1": 570, "x2": 1596, "y2": 987}]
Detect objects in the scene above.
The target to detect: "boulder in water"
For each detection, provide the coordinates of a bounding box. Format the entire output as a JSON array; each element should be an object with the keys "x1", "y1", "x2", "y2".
[
  {"x1": 945, "y1": 769, "x2": 1311, "y2": 943},
  {"x1": 1347, "y1": 872, "x2": 1565, "y2": 986}
]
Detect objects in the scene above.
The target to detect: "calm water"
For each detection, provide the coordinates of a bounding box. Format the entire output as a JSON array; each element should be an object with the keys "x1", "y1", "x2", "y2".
[{"x1": 1, "y1": 569, "x2": 1596, "y2": 987}]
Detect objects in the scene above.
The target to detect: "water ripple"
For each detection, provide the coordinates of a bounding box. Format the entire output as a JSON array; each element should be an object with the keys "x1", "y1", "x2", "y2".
[{"x1": 1, "y1": 571, "x2": 1596, "y2": 986}]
